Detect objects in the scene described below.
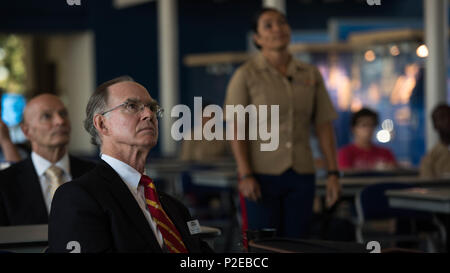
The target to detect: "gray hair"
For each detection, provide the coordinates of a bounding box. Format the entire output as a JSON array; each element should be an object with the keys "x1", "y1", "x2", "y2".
[{"x1": 84, "y1": 75, "x2": 135, "y2": 146}]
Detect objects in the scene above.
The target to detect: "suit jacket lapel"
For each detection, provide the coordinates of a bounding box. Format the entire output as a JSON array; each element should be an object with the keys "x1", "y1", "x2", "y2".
[
  {"x1": 18, "y1": 158, "x2": 49, "y2": 222},
  {"x1": 96, "y1": 160, "x2": 163, "y2": 252},
  {"x1": 159, "y1": 193, "x2": 199, "y2": 252}
]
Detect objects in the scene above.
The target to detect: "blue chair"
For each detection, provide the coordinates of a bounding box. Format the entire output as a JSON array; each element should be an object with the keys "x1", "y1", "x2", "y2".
[{"x1": 355, "y1": 183, "x2": 445, "y2": 251}]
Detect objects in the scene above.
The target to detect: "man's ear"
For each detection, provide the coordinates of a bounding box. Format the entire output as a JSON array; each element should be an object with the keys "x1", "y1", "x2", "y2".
[
  {"x1": 20, "y1": 122, "x2": 30, "y2": 140},
  {"x1": 93, "y1": 114, "x2": 109, "y2": 137},
  {"x1": 253, "y1": 33, "x2": 261, "y2": 48}
]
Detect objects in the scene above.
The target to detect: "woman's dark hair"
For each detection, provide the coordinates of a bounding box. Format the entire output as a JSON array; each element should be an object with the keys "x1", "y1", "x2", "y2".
[
  {"x1": 431, "y1": 103, "x2": 450, "y2": 144},
  {"x1": 351, "y1": 108, "x2": 379, "y2": 128},
  {"x1": 251, "y1": 7, "x2": 286, "y2": 50}
]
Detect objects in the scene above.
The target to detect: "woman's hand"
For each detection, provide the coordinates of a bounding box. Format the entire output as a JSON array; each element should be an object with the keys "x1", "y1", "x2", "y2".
[
  {"x1": 238, "y1": 176, "x2": 261, "y2": 202},
  {"x1": 326, "y1": 175, "x2": 341, "y2": 208},
  {"x1": 0, "y1": 120, "x2": 11, "y2": 143},
  {"x1": 0, "y1": 119, "x2": 22, "y2": 162}
]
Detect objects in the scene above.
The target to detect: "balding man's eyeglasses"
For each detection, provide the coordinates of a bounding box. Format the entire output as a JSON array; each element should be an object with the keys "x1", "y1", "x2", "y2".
[{"x1": 101, "y1": 99, "x2": 164, "y2": 118}]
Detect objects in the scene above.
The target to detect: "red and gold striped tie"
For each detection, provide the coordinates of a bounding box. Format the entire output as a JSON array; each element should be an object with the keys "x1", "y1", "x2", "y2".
[{"x1": 140, "y1": 175, "x2": 188, "y2": 253}]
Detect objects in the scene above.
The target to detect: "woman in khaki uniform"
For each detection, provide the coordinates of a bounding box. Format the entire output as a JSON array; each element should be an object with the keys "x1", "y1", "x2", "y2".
[{"x1": 224, "y1": 8, "x2": 341, "y2": 239}]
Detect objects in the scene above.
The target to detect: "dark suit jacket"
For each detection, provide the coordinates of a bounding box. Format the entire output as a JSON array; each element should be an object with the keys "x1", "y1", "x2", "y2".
[
  {"x1": 48, "y1": 160, "x2": 213, "y2": 253},
  {"x1": 0, "y1": 156, "x2": 96, "y2": 226}
]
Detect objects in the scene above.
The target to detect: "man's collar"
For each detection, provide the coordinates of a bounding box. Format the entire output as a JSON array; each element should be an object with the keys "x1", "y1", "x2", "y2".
[
  {"x1": 101, "y1": 154, "x2": 143, "y2": 192},
  {"x1": 31, "y1": 152, "x2": 70, "y2": 177}
]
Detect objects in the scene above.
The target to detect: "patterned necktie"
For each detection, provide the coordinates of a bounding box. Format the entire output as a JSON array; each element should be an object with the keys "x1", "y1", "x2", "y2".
[
  {"x1": 139, "y1": 175, "x2": 188, "y2": 253},
  {"x1": 45, "y1": 165, "x2": 64, "y2": 199}
]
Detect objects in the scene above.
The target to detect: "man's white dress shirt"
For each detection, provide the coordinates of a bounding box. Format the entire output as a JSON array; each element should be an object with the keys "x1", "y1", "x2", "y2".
[
  {"x1": 31, "y1": 152, "x2": 72, "y2": 213},
  {"x1": 101, "y1": 154, "x2": 164, "y2": 248}
]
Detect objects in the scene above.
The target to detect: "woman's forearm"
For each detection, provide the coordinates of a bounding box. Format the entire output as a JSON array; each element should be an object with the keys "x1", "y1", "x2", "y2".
[
  {"x1": 316, "y1": 121, "x2": 338, "y2": 171},
  {"x1": 1, "y1": 139, "x2": 21, "y2": 162},
  {"x1": 230, "y1": 138, "x2": 252, "y2": 177}
]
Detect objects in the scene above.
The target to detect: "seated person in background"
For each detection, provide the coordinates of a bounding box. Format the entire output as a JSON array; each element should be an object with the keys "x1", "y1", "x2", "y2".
[
  {"x1": 48, "y1": 76, "x2": 212, "y2": 253},
  {"x1": 338, "y1": 108, "x2": 397, "y2": 171},
  {"x1": 420, "y1": 103, "x2": 450, "y2": 178},
  {"x1": 179, "y1": 108, "x2": 231, "y2": 163},
  {"x1": 0, "y1": 94, "x2": 95, "y2": 226}
]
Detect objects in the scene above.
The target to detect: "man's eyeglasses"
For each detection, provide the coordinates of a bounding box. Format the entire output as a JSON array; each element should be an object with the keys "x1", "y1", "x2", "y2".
[{"x1": 101, "y1": 99, "x2": 164, "y2": 118}]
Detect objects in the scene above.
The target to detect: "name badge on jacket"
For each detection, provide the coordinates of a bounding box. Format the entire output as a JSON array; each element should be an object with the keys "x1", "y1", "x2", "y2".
[{"x1": 187, "y1": 219, "x2": 201, "y2": 235}]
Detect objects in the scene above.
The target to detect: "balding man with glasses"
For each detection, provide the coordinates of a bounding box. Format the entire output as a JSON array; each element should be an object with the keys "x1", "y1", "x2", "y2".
[{"x1": 48, "y1": 76, "x2": 212, "y2": 253}]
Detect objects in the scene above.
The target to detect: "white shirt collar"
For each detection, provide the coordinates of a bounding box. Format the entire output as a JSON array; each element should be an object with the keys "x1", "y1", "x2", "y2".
[
  {"x1": 101, "y1": 154, "x2": 142, "y2": 192},
  {"x1": 31, "y1": 152, "x2": 70, "y2": 177}
]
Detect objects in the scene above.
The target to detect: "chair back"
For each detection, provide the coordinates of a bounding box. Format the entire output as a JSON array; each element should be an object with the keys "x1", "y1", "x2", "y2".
[{"x1": 356, "y1": 183, "x2": 430, "y2": 223}]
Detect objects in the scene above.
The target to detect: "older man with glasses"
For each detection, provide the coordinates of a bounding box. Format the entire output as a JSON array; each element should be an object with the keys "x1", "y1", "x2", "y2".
[{"x1": 48, "y1": 76, "x2": 212, "y2": 253}]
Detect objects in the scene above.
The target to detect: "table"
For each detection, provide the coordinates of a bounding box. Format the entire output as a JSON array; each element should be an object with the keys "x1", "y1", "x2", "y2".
[
  {"x1": 146, "y1": 158, "x2": 237, "y2": 198},
  {"x1": 190, "y1": 169, "x2": 238, "y2": 188},
  {"x1": 189, "y1": 171, "x2": 450, "y2": 199},
  {"x1": 340, "y1": 168, "x2": 419, "y2": 178},
  {"x1": 0, "y1": 224, "x2": 48, "y2": 253},
  {"x1": 0, "y1": 224, "x2": 221, "y2": 253},
  {"x1": 386, "y1": 187, "x2": 450, "y2": 252},
  {"x1": 316, "y1": 176, "x2": 450, "y2": 197},
  {"x1": 248, "y1": 237, "x2": 368, "y2": 253},
  {"x1": 386, "y1": 187, "x2": 450, "y2": 214}
]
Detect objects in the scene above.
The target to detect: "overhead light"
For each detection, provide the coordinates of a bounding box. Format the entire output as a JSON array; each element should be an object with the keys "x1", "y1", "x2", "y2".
[
  {"x1": 381, "y1": 119, "x2": 394, "y2": 132},
  {"x1": 416, "y1": 44, "x2": 428, "y2": 58},
  {"x1": 376, "y1": 129, "x2": 391, "y2": 143}
]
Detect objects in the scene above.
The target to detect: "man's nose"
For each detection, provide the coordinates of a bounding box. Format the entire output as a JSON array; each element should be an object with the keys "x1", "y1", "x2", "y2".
[
  {"x1": 272, "y1": 22, "x2": 282, "y2": 32},
  {"x1": 141, "y1": 105, "x2": 154, "y2": 120},
  {"x1": 54, "y1": 113, "x2": 67, "y2": 125}
]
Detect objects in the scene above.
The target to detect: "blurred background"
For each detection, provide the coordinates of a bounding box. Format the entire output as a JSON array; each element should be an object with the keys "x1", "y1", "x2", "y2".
[{"x1": 1, "y1": 0, "x2": 447, "y2": 165}]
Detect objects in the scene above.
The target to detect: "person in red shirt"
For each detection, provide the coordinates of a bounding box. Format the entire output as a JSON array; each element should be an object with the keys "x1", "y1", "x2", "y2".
[{"x1": 338, "y1": 108, "x2": 397, "y2": 171}]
